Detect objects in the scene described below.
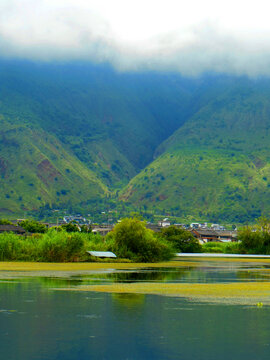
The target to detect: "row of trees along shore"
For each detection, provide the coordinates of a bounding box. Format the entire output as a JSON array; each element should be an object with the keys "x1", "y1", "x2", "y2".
[{"x1": 0, "y1": 217, "x2": 270, "y2": 262}]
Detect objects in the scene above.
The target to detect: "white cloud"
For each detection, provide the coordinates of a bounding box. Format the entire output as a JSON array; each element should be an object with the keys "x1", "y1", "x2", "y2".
[{"x1": 1, "y1": 0, "x2": 270, "y2": 76}]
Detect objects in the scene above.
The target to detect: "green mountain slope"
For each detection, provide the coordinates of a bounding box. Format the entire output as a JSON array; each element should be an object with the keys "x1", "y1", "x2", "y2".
[
  {"x1": 3, "y1": 60, "x2": 270, "y2": 222},
  {"x1": 0, "y1": 60, "x2": 199, "y2": 216},
  {"x1": 0, "y1": 61, "x2": 195, "y2": 187},
  {"x1": 121, "y1": 79, "x2": 270, "y2": 222},
  {"x1": 0, "y1": 117, "x2": 107, "y2": 216}
]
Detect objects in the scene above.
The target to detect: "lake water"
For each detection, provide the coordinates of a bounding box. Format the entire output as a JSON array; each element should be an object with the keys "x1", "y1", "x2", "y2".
[{"x1": 1, "y1": 259, "x2": 270, "y2": 359}]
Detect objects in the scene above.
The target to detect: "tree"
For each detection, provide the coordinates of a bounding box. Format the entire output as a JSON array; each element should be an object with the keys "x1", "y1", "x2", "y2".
[
  {"x1": 159, "y1": 225, "x2": 202, "y2": 253},
  {"x1": 109, "y1": 217, "x2": 174, "y2": 262},
  {"x1": 19, "y1": 220, "x2": 47, "y2": 233},
  {"x1": 60, "y1": 222, "x2": 80, "y2": 233},
  {"x1": 238, "y1": 217, "x2": 270, "y2": 254},
  {"x1": 80, "y1": 224, "x2": 92, "y2": 233},
  {"x1": 0, "y1": 219, "x2": 13, "y2": 225}
]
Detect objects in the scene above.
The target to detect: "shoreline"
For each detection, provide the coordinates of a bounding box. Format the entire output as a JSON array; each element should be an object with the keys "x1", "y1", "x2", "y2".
[{"x1": 0, "y1": 256, "x2": 270, "y2": 272}]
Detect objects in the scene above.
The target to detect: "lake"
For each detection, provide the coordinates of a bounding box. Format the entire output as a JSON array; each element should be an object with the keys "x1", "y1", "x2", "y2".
[{"x1": 1, "y1": 259, "x2": 270, "y2": 359}]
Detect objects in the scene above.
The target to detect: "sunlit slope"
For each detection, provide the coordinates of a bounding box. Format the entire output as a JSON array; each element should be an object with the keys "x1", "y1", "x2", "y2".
[
  {"x1": 121, "y1": 81, "x2": 270, "y2": 222},
  {"x1": 0, "y1": 119, "x2": 107, "y2": 216}
]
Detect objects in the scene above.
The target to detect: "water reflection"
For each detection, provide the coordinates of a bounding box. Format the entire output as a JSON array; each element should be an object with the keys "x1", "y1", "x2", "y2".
[
  {"x1": 1, "y1": 260, "x2": 270, "y2": 359},
  {"x1": 1, "y1": 260, "x2": 270, "y2": 287},
  {"x1": 112, "y1": 293, "x2": 145, "y2": 307}
]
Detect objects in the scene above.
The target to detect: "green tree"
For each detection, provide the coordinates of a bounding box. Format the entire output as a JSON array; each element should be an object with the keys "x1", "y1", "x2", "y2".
[
  {"x1": 159, "y1": 225, "x2": 202, "y2": 253},
  {"x1": 19, "y1": 220, "x2": 47, "y2": 233},
  {"x1": 238, "y1": 217, "x2": 270, "y2": 254},
  {"x1": 60, "y1": 222, "x2": 80, "y2": 233},
  {"x1": 80, "y1": 224, "x2": 92, "y2": 233},
  {"x1": 109, "y1": 217, "x2": 174, "y2": 262},
  {"x1": 0, "y1": 219, "x2": 13, "y2": 225}
]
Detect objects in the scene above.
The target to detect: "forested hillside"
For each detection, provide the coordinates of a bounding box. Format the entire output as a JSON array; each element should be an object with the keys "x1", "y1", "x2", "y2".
[
  {"x1": 0, "y1": 60, "x2": 195, "y2": 216},
  {"x1": 2, "y1": 60, "x2": 270, "y2": 222},
  {"x1": 121, "y1": 78, "x2": 270, "y2": 222}
]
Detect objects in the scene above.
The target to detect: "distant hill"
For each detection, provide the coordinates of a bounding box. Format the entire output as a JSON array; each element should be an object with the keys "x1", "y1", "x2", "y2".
[
  {"x1": 0, "y1": 60, "x2": 196, "y2": 216},
  {"x1": 0, "y1": 117, "x2": 108, "y2": 215},
  {"x1": 2, "y1": 60, "x2": 270, "y2": 222},
  {"x1": 120, "y1": 77, "x2": 270, "y2": 222}
]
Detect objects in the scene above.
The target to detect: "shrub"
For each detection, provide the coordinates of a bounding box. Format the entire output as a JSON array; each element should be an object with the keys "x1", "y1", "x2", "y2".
[
  {"x1": 202, "y1": 241, "x2": 241, "y2": 254},
  {"x1": 238, "y1": 224, "x2": 270, "y2": 254},
  {"x1": 202, "y1": 242, "x2": 225, "y2": 253},
  {"x1": 38, "y1": 230, "x2": 86, "y2": 262},
  {"x1": 60, "y1": 222, "x2": 80, "y2": 232},
  {"x1": 0, "y1": 219, "x2": 13, "y2": 225},
  {"x1": 0, "y1": 230, "x2": 109, "y2": 262},
  {"x1": 19, "y1": 220, "x2": 47, "y2": 233},
  {"x1": 159, "y1": 226, "x2": 202, "y2": 253},
  {"x1": 0, "y1": 233, "x2": 37, "y2": 261},
  {"x1": 108, "y1": 218, "x2": 174, "y2": 262}
]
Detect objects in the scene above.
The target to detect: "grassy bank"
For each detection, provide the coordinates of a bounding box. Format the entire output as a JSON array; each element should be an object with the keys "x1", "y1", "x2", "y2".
[
  {"x1": 1, "y1": 257, "x2": 270, "y2": 272},
  {"x1": 0, "y1": 230, "x2": 111, "y2": 262},
  {"x1": 202, "y1": 241, "x2": 241, "y2": 254},
  {"x1": 0, "y1": 260, "x2": 189, "y2": 272}
]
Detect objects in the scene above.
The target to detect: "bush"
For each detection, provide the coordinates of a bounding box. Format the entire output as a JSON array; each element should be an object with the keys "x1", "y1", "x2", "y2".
[
  {"x1": 0, "y1": 230, "x2": 109, "y2": 262},
  {"x1": 159, "y1": 226, "x2": 202, "y2": 253},
  {"x1": 19, "y1": 220, "x2": 47, "y2": 233},
  {"x1": 202, "y1": 241, "x2": 242, "y2": 254},
  {"x1": 238, "y1": 220, "x2": 270, "y2": 254},
  {"x1": 38, "y1": 230, "x2": 85, "y2": 262},
  {"x1": 0, "y1": 219, "x2": 13, "y2": 225},
  {"x1": 60, "y1": 222, "x2": 80, "y2": 232},
  {"x1": 0, "y1": 233, "x2": 37, "y2": 261},
  {"x1": 108, "y1": 218, "x2": 174, "y2": 262}
]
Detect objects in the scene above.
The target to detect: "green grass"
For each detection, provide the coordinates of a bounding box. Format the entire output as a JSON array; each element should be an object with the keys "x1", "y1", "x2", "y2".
[
  {"x1": 202, "y1": 242, "x2": 241, "y2": 254},
  {"x1": 0, "y1": 230, "x2": 110, "y2": 262}
]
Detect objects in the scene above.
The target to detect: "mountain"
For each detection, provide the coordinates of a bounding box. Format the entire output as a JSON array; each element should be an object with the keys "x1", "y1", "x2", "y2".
[
  {"x1": 2, "y1": 60, "x2": 270, "y2": 222},
  {"x1": 0, "y1": 60, "x2": 197, "y2": 217},
  {"x1": 120, "y1": 77, "x2": 270, "y2": 223},
  {"x1": 0, "y1": 117, "x2": 108, "y2": 215}
]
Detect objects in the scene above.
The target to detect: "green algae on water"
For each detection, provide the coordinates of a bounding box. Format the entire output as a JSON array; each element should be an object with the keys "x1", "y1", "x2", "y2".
[{"x1": 60, "y1": 282, "x2": 270, "y2": 305}]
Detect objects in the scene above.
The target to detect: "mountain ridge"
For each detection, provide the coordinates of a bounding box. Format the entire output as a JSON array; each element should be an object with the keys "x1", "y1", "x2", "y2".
[{"x1": 2, "y1": 60, "x2": 270, "y2": 222}]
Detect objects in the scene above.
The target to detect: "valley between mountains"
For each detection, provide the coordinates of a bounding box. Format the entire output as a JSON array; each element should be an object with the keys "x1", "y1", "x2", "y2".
[{"x1": 1, "y1": 60, "x2": 270, "y2": 222}]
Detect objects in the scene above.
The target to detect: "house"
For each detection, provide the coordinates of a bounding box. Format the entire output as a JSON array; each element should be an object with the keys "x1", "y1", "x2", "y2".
[
  {"x1": 215, "y1": 230, "x2": 238, "y2": 242},
  {"x1": 92, "y1": 225, "x2": 113, "y2": 236},
  {"x1": 211, "y1": 224, "x2": 225, "y2": 231},
  {"x1": 0, "y1": 225, "x2": 26, "y2": 235},
  {"x1": 192, "y1": 228, "x2": 237, "y2": 242},
  {"x1": 146, "y1": 224, "x2": 162, "y2": 232},
  {"x1": 158, "y1": 218, "x2": 171, "y2": 227},
  {"x1": 191, "y1": 228, "x2": 219, "y2": 242},
  {"x1": 190, "y1": 223, "x2": 200, "y2": 229}
]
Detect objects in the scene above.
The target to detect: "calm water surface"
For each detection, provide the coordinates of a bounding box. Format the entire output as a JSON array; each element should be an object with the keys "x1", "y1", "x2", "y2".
[{"x1": 1, "y1": 259, "x2": 270, "y2": 360}]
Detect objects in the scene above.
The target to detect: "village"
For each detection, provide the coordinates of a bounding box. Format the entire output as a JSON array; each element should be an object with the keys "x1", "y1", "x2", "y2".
[{"x1": 0, "y1": 215, "x2": 238, "y2": 243}]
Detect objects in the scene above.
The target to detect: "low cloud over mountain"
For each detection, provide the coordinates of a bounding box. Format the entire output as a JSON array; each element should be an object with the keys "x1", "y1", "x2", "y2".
[{"x1": 1, "y1": 0, "x2": 270, "y2": 76}]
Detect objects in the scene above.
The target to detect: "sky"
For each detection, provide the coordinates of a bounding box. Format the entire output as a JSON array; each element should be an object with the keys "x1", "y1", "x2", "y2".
[{"x1": 1, "y1": 0, "x2": 270, "y2": 76}]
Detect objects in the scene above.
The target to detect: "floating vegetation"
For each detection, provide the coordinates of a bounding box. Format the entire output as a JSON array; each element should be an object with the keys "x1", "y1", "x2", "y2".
[
  {"x1": 0, "y1": 260, "x2": 195, "y2": 272},
  {"x1": 61, "y1": 282, "x2": 270, "y2": 305},
  {"x1": 2, "y1": 259, "x2": 270, "y2": 305}
]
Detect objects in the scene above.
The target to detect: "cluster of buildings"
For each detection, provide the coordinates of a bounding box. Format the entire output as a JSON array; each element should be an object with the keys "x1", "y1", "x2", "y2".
[
  {"x1": 0, "y1": 216, "x2": 237, "y2": 242},
  {"x1": 155, "y1": 218, "x2": 237, "y2": 242},
  {"x1": 62, "y1": 215, "x2": 90, "y2": 225}
]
